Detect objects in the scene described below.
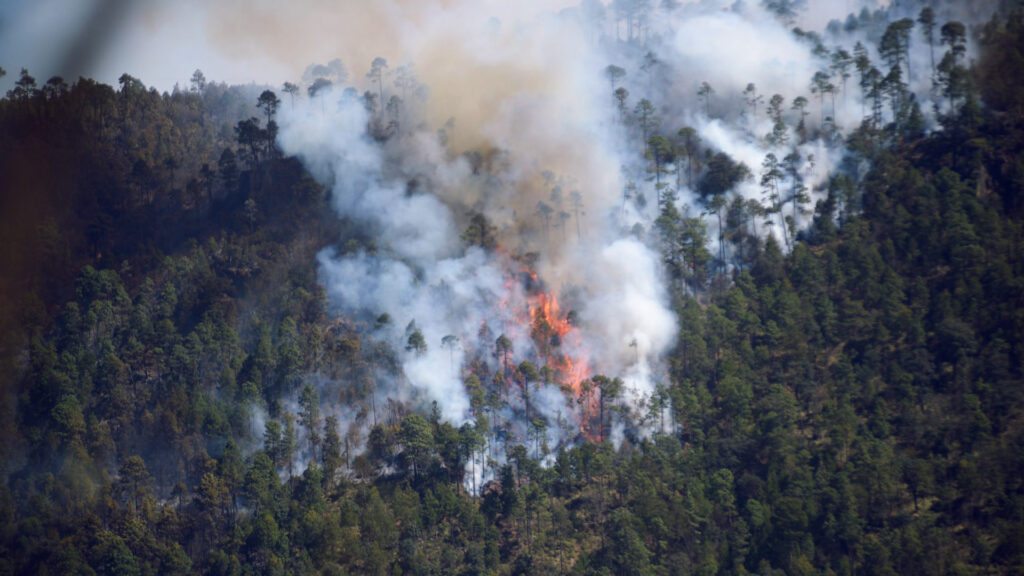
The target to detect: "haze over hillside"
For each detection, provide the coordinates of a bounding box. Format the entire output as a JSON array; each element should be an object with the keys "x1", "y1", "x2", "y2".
[{"x1": 1, "y1": 0, "x2": 1023, "y2": 574}]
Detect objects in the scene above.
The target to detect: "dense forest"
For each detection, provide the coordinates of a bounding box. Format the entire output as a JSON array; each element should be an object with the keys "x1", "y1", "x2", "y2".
[{"x1": 2, "y1": 0, "x2": 1024, "y2": 574}]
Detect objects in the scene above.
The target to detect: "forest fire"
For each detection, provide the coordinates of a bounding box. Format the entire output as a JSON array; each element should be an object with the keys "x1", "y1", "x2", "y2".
[
  {"x1": 527, "y1": 291, "x2": 590, "y2": 390},
  {"x1": 526, "y1": 289, "x2": 600, "y2": 440},
  {"x1": 477, "y1": 249, "x2": 601, "y2": 439},
  {"x1": 499, "y1": 256, "x2": 602, "y2": 437}
]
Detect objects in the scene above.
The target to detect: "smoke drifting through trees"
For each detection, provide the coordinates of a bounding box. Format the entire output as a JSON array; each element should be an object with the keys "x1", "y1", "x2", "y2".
[
  {"x1": 2, "y1": 1, "x2": 1021, "y2": 573},
  {"x1": 246, "y1": 0, "x2": 998, "y2": 481}
]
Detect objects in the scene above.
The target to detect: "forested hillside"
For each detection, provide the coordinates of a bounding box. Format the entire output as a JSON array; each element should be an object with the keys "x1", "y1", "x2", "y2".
[{"x1": 2, "y1": 1, "x2": 1024, "y2": 575}]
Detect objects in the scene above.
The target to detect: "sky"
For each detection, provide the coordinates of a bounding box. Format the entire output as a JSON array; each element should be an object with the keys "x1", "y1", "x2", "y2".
[
  {"x1": 0, "y1": 0, "x2": 580, "y2": 93},
  {"x1": 0, "y1": 0, "x2": 858, "y2": 95},
  {"x1": 0, "y1": 0, "x2": 285, "y2": 92}
]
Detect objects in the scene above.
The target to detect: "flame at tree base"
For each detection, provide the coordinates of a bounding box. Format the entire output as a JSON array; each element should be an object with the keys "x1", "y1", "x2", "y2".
[
  {"x1": 463, "y1": 251, "x2": 606, "y2": 443},
  {"x1": 522, "y1": 272, "x2": 599, "y2": 441}
]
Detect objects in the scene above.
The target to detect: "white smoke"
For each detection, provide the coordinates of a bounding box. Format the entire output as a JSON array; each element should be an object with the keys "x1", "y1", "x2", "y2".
[
  {"x1": 272, "y1": 0, "x2": 999, "y2": 462},
  {"x1": 274, "y1": 3, "x2": 682, "y2": 444},
  {"x1": 668, "y1": 8, "x2": 820, "y2": 97}
]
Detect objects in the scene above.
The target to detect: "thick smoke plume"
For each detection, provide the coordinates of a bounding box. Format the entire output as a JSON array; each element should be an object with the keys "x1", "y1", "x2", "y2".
[
  {"x1": 273, "y1": 1, "x2": 683, "y2": 451},
  {"x1": 0, "y1": 0, "x2": 1000, "y2": 481},
  {"x1": 264, "y1": 0, "x2": 1000, "y2": 467}
]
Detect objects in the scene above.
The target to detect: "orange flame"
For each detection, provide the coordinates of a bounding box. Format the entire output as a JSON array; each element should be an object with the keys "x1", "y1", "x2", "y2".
[
  {"x1": 526, "y1": 287, "x2": 598, "y2": 440},
  {"x1": 480, "y1": 250, "x2": 600, "y2": 440}
]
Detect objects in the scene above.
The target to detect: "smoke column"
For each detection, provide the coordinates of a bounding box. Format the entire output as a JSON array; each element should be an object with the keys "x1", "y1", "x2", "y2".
[
  {"x1": 272, "y1": 2, "x2": 683, "y2": 450},
  {"x1": 267, "y1": 0, "x2": 996, "y2": 463}
]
